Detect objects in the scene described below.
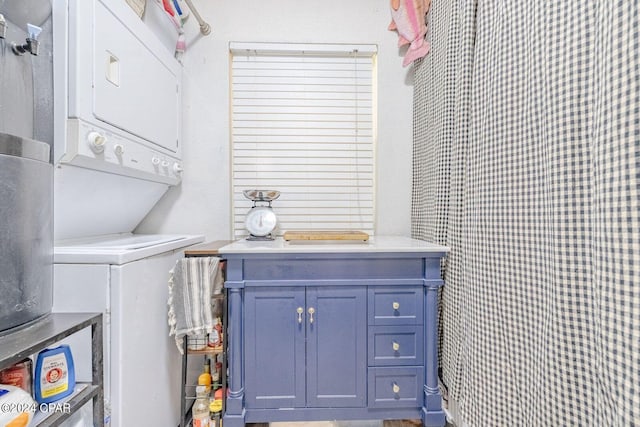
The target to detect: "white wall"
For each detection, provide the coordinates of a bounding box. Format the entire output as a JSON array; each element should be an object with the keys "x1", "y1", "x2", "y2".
[{"x1": 137, "y1": 0, "x2": 415, "y2": 241}]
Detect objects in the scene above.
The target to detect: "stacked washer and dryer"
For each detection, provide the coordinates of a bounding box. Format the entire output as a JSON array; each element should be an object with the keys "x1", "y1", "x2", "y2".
[{"x1": 51, "y1": 1, "x2": 203, "y2": 426}]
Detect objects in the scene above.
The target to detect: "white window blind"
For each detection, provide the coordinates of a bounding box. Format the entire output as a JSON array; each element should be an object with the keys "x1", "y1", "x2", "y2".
[{"x1": 230, "y1": 42, "x2": 377, "y2": 239}]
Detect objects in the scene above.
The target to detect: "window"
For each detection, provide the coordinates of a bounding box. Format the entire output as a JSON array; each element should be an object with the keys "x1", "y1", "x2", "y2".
[{"x1": 230, "y1": 42, "x2": 377, "y2": 238}]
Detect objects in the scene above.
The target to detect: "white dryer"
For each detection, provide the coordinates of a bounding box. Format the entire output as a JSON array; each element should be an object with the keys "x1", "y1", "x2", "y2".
[{"x1": 53, "y1": 0, "x2": 185, "y2": 241}]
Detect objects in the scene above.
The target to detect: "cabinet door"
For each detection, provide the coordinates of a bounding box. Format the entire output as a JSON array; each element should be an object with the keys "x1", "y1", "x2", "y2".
[
  {"x1": 306, "y1": 287, "x2": 367, "y2": 408},
  {"x1": 244, "y1": 287, "x2": 306, "y2": 408}
]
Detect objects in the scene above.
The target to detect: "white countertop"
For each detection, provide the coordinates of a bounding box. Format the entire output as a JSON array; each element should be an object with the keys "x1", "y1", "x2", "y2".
[{"x1": 219, "y1": 235, "x2": 449, "y2": 254}]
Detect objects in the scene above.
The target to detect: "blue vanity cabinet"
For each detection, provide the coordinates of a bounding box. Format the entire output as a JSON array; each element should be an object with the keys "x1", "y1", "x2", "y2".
[
  {"x1": 367, "y1": 286, "x2": 425, "y2": 409},
  {"x1": 305, "y1": 286, "x2": 367, "y2": 408},
  {"x1": 244, "y1": 286, "x2": 367, "y2": 409},
  {"x1": 244, "y1": 287, "x2": 306, "y2": 409},
  {"x1": 221, "y1": 237, "x2": 449, "y2": 427}
]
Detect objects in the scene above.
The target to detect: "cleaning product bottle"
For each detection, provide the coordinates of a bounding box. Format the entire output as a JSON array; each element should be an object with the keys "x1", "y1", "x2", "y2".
[
  {"x1": 0, "y1": 384, "x2": 36, "y2": 427},
  {"x1": 34, "y1": 345, "x2": 75, "y2": 404},
  {"x1": 211, "y1": 364, "x2": 219, "y2": 390},
  {"x1": 192, "y1": 385, "x2": 210, "y2": 427},
  {"x1": 214, "y1": 355, "x2": 223, "y2": 389},
  {"x1": 209, "y1": 391, "x2": 222, "y2": 427},
  {"x1": 198, "y1": 359, "x2": 212, "y2": 394},
  {"x1": 211, "y1": 352, "x2": 221, "y2": 389}
]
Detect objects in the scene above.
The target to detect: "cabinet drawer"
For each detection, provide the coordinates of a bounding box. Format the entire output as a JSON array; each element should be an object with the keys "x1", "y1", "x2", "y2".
[
  {"x1": 368, "y1": 287, "x2": 423, "y2": 325},
  {"x1": 367, "y1": 367, "x2": 424, "y2": 408},
  {"x1": 368, "y1": 325, "x2": 424, "y2": 366}
]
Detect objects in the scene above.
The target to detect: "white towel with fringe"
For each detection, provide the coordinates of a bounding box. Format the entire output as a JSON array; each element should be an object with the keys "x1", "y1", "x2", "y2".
[{"x1": 167, "y1": 256, "x2": 224, "y2": 353}]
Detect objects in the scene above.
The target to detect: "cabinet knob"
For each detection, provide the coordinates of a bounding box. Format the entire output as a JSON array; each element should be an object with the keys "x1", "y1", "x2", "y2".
[
  {"x1": 297, "y1": 307, "x2": 304, "y2": 324},
  {"x1": 308, "y1": 307, "x2": 315, "y2": 323},
  {"x1": 392, "y1": 341, "x2": 400, "y2": 351},
  {"x1": 392, "y1": 383, "x2": 400, "y2": 394},
  {"x1": 392, "y1": 302, "x2": 400, "y2": 310}
]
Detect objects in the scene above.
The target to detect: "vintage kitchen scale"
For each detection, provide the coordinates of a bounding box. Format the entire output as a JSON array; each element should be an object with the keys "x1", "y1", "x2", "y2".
[
  {"x1": 243, "y1": 189, "x2": 370, "y2": 242},
  {"x1": 243, "y1": 190, "x2": 280, "y2": 240}
]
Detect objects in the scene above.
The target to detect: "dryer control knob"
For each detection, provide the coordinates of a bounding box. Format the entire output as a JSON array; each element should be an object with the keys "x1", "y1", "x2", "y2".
[
  {"x1": 173, "y1": 163, "x2": 183, "y2": 174},
  {"x1": 161, "y1": 160, "x2": 170, "y2": 168},
  {"x1": 87, "y1": 131, "x2": 106, "y2": 153},
  {"x1": 151, "y1": 157, "x2": 161, "y2": 166},
  {"x1": 114, "y1": 144, "x2": 125, "y2": 156}
]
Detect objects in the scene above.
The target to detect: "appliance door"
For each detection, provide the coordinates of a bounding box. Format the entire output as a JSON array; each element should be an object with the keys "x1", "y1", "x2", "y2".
[
  {"x1": 68, "y1": 0, "x2": 181, "y2": 154},
  {"x1": 110, "y1": 248, "x2": 184, "y2": 426}
]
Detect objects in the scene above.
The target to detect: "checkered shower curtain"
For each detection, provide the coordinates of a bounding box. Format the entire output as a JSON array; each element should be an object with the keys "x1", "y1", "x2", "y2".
[{"x1": 412, "y1": 1, "x2": 640, "y2": 426}]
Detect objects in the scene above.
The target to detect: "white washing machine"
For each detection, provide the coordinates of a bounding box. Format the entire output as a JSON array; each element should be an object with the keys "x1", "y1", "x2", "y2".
[{"x1": 53, "y1": 233, "x2": 204, "y2": 426}]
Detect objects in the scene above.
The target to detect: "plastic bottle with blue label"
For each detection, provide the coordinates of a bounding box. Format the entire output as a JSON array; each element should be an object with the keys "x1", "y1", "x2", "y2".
[{"x1": 34, "y1": 345, "x2": 76, "y2": 404}]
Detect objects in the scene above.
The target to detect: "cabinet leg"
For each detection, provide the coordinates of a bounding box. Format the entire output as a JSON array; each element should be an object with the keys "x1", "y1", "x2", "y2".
[
  {"x1": 222, "y1": 410, "x2": 246, "y2": 427},
  {"x1": 423, "y1": 281, "x2": 445, "y2": 427},
  {"x1": 421, "y1": 405, "x2": 446, "y2": 427},
  {"x1": 226, "y1": 286, "x2": 245, "y2": 414}
]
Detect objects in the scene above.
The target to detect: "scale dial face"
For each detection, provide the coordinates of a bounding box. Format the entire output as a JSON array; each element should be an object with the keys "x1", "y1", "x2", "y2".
[{"x1": 245, "y1": 206, "x2": 277, "y2": 237}]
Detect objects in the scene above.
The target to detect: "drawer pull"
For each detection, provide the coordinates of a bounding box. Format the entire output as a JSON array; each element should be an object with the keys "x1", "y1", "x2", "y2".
[
  {"x1": 392, "y1": 302, "x2": 400, "y2": 310},
  {"x1": 308, "y1": 307, "x2": 315, "y2": 323},
  {"x1": 392, "y1": 341, "x2": 400, "y2": 351},
  {"x1": 392, "y1": 383, "x2": 400, "y2": 394},
  {"x1": 297, "y1": 307, "x2": 304, "y2": 324}
]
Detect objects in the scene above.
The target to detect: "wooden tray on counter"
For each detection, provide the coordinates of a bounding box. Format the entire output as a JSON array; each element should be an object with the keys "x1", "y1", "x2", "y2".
[{"x1": 283, "y1": 230, "x2": 369, "y2": 242}]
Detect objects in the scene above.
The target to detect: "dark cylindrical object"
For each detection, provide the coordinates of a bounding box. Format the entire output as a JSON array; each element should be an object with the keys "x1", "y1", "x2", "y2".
[{"x1": 0, "y1": 132, "x2": 53, "y2": 332}]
